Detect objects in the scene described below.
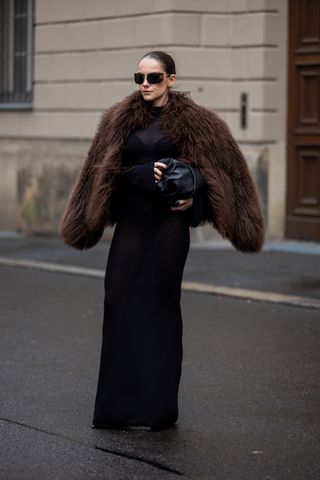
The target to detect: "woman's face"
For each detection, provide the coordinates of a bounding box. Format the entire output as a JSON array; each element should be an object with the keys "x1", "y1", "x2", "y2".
[{"x1": 137, "y1": 57, "x2": 176, "y2": 107}]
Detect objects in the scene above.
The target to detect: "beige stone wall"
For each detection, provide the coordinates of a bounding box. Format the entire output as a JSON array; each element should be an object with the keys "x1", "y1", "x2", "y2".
[
  {"x1": 0, "y1": 138, "x2": 90, "y2": 234},
  {"x1": 0, "y1": 0, "x2": 288, "y2": 240}
]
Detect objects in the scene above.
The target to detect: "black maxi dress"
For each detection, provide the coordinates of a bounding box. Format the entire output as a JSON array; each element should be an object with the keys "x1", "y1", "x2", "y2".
[{"x1": 92, "y1": 105, "x2": 191, "y2": 429}]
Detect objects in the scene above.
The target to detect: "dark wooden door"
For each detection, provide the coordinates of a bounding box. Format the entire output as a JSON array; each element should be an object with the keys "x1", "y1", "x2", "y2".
[
  {"x1": 0, "y1": 0, "x2": 7, "y2": 96},
  {"x1": 286, "y1": 0, "x2": 320, "y2": 240}
]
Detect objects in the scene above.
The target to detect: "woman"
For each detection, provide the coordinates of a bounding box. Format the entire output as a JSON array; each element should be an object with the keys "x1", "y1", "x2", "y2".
[{"x1": 60, "y1": 51, "x2": 264, "y2": 431}]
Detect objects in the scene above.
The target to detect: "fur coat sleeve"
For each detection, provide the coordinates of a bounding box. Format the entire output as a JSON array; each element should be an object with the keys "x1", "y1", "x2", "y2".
[
  {"x1": 187, "y1": 107, "x2": 265, "y2": 253},
  {"x1": 58, "y1": 105, "x2": 118, "y2": 249},
  {"x1": 59, "y1": 90, "x2": 265, "y2": 252}
]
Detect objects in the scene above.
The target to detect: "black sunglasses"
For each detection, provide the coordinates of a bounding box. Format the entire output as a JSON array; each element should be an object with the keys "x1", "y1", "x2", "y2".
[{"x1": 134, "y1": 72, "x2": 171, "y2": 84}]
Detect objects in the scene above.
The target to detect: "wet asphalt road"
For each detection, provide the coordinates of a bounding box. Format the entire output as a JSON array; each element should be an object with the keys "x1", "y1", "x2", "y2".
[{"x1": 0, "y1": 235, "x2": 320, "y2": 479}]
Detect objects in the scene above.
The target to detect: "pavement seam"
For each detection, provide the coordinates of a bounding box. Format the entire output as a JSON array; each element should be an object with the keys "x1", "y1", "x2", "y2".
[
  {"x1": 0, "y1": 256, "x2": 319, "y2": 310},
  {"x1": 94, "y1": 445, "x2": 186, "y2": 476},
  {"x1": 0, "y1": 417, "x2": 188, "y2": 478}
]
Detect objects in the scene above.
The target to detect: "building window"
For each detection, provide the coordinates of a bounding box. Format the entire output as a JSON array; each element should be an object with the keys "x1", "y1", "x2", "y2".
[{"x1": 0, "y1": 0, "x2": 33, "y2": 109}]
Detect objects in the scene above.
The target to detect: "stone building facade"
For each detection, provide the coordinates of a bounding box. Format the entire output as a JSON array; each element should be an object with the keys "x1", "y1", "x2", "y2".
[{"x1": 0, "y1": 0, "x2": 318, "y2": 242}]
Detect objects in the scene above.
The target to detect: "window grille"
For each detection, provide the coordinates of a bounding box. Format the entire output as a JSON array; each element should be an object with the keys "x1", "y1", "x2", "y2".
[{"x1": 0, "y1": 0, "x2": 33, "y2": 109}]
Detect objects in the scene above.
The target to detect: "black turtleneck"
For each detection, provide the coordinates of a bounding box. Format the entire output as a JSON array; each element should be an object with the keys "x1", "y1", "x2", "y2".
[{"x1": 118, "y1": 104, "x2": 177, "y2": 211}]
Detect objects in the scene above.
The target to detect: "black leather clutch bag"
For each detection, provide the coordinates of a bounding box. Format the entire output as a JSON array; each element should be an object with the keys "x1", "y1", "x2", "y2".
[{"x1": 156, "y1": 158, "x2": 200, "y2": 205}]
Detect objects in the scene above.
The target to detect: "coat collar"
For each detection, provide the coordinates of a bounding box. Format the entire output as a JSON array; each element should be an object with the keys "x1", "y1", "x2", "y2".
[
  {"x1": 108, "y1": 89, "x2": 204, "y2": 164},
  {"x1": 110, "y1": 89, "x2": 194, "y2": 130}
]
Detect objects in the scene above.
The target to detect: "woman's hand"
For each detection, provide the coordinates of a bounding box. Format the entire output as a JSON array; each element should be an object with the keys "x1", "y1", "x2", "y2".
[
  {"x1": 170, "y1": 198, "x2": 193, "y2": 211},
  {"x1": 154, "y1": 161, "x2": 168, "y2": 183},
  {"x1": 154, "y1": 161, "x2": 193, "y2": 211}
]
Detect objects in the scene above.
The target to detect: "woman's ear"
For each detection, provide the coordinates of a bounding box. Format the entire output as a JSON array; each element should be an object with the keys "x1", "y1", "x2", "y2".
[{"x1": 168, "y1": 74, "x2": 176, "y2": 88}]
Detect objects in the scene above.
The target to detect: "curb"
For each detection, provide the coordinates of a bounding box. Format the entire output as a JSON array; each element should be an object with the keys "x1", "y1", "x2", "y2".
[{"x1": 0, "y1": 256, "x2": 319, "y2": 310}]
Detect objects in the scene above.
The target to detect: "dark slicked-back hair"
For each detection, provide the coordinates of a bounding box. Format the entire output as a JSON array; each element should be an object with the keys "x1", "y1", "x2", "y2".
[{"x1": 139, "y1": 51, "x2": 176, "y2": 75}]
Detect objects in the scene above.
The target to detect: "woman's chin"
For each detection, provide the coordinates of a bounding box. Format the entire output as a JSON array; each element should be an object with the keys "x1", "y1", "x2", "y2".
[{"x1": 142, "y1": 95, "x2": 153, "y2": 102}]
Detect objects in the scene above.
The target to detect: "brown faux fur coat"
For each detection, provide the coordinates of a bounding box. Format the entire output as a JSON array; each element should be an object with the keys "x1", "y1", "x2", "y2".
[{"x1": 59, "y1": 90, "x2": 265, "y2": 252}]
